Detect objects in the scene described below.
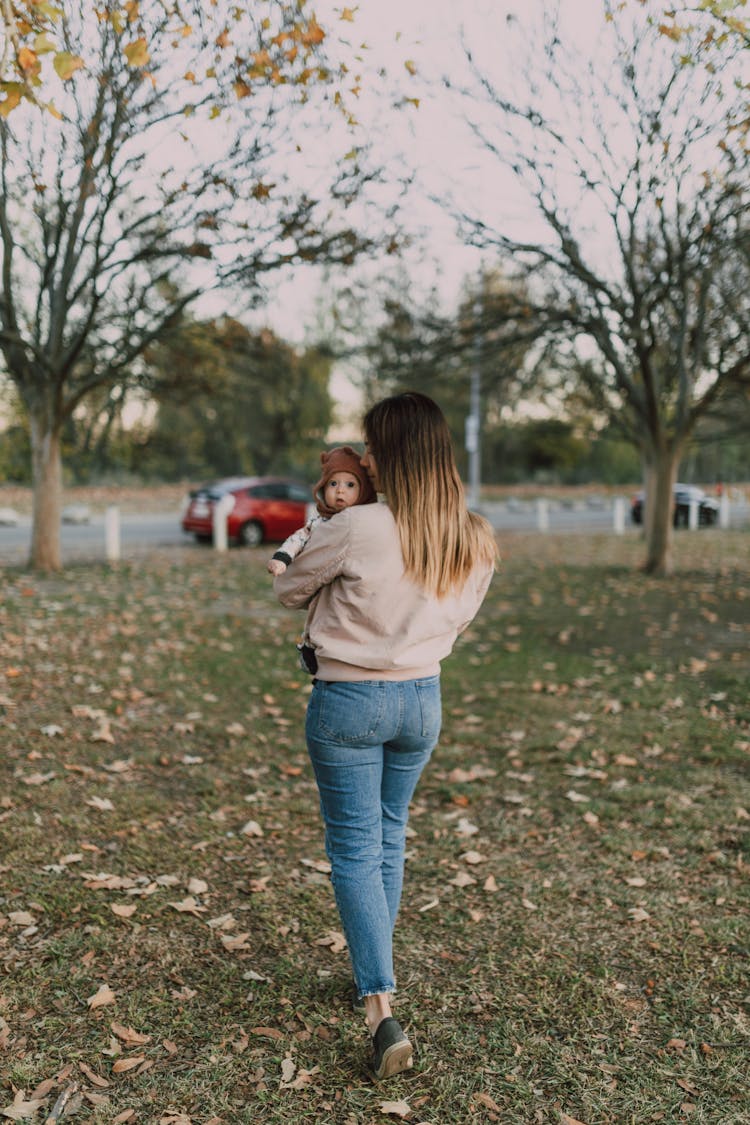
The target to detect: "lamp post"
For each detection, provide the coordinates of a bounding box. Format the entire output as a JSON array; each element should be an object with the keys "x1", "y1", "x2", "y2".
[{"x1": 466, "y1": 290, "x2": 482, "y2": 510}]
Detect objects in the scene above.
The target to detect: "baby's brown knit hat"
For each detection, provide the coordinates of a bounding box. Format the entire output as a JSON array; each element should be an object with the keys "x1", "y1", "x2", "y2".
[{"x1": 314, "y1": 446, "x2": 377, "y2": 517}]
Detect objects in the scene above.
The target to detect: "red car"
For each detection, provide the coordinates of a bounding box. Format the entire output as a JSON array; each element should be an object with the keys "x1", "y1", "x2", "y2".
[{"x1": 181, "y1": 476, "x2": 312, "y2": 547}]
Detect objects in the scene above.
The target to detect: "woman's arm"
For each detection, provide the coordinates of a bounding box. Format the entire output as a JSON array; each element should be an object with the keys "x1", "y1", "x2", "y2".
[{"x1": 272, "y1": 510, "x2": 351, "y2": 609}]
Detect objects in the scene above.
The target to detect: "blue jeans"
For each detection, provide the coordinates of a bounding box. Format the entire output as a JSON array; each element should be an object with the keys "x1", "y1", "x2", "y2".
[{"x1": 305, "y1": 676, "x2": 441, "y2": 998}]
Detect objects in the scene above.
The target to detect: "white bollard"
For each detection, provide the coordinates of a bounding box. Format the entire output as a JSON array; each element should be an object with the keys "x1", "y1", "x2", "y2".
[
  {"x1": 719, "y1": 492, "x2": 730, "y2": 529},
  {"x1": 688, "y1": 498, "x2": 699, "y2": 530},
  {"x1": 105, "y1": 505, "x2": 121, "y2": 561},
  {"x1": 536, "y1": 498, "x2": 549, "y2": 532},
  {"x1": 213, "y1": 493, "x2": 234, "y2": 552},
  {"x1": 613, "y1": 496, "x2": 626, "y2": 535}
]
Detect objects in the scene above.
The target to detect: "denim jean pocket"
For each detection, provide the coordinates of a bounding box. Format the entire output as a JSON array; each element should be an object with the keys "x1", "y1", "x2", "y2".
[
  {"x1": 415, "y1": 677, "x2": 442, "y2": 739},
  {"x1": 315, "y1": 681, "x2": 386, "y2": 745}
]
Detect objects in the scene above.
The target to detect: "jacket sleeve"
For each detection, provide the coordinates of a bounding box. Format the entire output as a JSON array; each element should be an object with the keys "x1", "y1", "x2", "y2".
[
  {"x1": 273, "y1": 510, "x2": 351, "y2": 609},
  {"x1": 273, "y1": 516, "x2": 319, "y2": 564},
  {"x1": 456, "y1": 560, "x2": 496, "y2": 635}
]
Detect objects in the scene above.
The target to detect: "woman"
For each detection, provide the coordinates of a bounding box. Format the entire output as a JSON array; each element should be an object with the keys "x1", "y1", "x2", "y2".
[{"x1": 273, "y1": 392, "x2": 497, "y2": 1079}]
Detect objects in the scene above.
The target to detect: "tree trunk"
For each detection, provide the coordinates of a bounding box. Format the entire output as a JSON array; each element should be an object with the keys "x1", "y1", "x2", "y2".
[
  {"x1": 641, "y1": 450, "x2": 680, "y2": 576},
  {"x1": 29, "y1": 412, "x2": 63, "y2": 572}
]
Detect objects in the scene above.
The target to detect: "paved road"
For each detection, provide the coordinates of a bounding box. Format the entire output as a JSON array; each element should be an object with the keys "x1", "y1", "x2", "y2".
[{"x1": 1, "y1": 497, "x2": 746, "y2": 566}]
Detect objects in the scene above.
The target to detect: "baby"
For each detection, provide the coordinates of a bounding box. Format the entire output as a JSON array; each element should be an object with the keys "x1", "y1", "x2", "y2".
[
  {"x1": 267, "y1": 446, "x2": 377, "y2": 674},
  {"x1": 267, "y1": 445, "x2": 377, "y2": 576}
]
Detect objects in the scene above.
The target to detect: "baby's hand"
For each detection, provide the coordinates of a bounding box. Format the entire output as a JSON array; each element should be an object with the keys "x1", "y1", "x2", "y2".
[{"x1": 267, "y1": 559, "x2": 287, "y2": 576}]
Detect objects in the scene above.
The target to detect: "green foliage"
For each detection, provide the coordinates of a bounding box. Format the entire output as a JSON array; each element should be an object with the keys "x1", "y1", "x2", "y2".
[{"x1": 134, "y1": 317, "x2": 333, "y2": 481}]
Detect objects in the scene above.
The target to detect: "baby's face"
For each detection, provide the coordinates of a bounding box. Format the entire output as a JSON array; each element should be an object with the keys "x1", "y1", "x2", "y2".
[{"x1": 324, "y1": 471, "x2": 361, "y2": 510}]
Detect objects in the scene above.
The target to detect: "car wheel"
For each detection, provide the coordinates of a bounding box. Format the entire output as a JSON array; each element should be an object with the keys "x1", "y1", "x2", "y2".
[
  {"x1": 238, "y1": 520, "x2": 263, "y2": 548},
  {"x1": 195, "y1": 533, "x2": 212, "y2": 544}
]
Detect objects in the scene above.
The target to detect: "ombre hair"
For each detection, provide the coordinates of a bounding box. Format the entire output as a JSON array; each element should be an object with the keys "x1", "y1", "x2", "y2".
[{"x1": 363, "y1": 392, "x2": 498, "y2": 597}]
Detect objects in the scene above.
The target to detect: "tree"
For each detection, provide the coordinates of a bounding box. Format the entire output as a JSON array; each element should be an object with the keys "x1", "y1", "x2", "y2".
[
  {"x1": 447, "y1": 1, "x2": 750, "y2": 574},
  {"x1": 137, "y1": 316, "x2": 333, "y2": 480},
  {"x1": 0, "y1": 1, "x2": 382, "y2": 570},
  {"x1": 356, "y1": 269, "x2": 531, "y2": 479}
]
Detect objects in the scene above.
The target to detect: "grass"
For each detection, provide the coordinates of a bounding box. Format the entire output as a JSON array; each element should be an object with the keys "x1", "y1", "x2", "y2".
[{"x1": 0, "y1": 529, "x2": 748, "y2": 1124}]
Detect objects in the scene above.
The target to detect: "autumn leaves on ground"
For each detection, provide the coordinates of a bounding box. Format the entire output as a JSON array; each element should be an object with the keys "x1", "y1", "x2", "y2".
[{"x1": 1, "y1": 531, "x2": 748, "y2": 1125}]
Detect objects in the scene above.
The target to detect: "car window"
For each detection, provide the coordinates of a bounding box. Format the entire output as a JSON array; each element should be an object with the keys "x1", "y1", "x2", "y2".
[
  {"x1": 287, "y1": 484, "x2": 310, "y2": 502},
  {"x1": 247, "y1": 485, "x2": 276, "y2": 499}
]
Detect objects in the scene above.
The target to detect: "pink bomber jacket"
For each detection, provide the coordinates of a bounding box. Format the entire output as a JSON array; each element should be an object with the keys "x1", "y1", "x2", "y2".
[{"x1": 273, "y1": 501, "x2": 495, "y2": 682}]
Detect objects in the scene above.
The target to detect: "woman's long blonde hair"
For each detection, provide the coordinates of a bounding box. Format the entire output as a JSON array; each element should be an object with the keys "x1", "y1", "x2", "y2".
[{"x1": 363, "y1": 392, "x2": 498, "y2": 596}]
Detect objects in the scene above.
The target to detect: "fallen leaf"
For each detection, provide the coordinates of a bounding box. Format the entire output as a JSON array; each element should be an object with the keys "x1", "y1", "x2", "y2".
[
  {"x1": 8, "y1": 911, "x2": 35, "y2": 927},
  {"x1": 280, "y1": 1056, "x2": 296, "y2": 1085},
  {"x1": 473, "y1": 1092, "x2": 502, "y2": 1112},
  {"x1": 22, "y1": 772, "x2": 55, "y2": 785},
  {"x1": 79, "y1": 1062, "x2": 109, "y2": 1087},
  {"x1": 111, "y1": 1022, "x2": 151, "y2": 1046},
  {"x1": 379, "y1": 1099, "x2": 411, "y2": 1118},
  {"x1": 449, "y1": 871, "x2": 476, "y2": 888},
  {"x1": 314, "y1": 930, "x2": 347, "y2": 953},
  {"x1": 566, "y1": 790, "x2": 590, "y2": 803},
  {"x1": 521, "y1": 898, "x2": 538, "y2": 911},
  {"x1": 560, "y1": 1113, "x2": 589, "y2": 1125},
  {"x1": 628, "y1": 907, "x2": 650, "y2": 923},
  {"x1": 86, "y1": 796, "x2": 115, "y2": 812},
  {"x1": 461, "y1": 851, "x2": 485, "y2": 865},
  {"x1": 112, "y1": 1111, "x2": 136, "y2": 1123},
  {"x1": 186, "y1": 878, "x2": 208, "y2": 895},
  {"x1": 111, "y1": 1055, "x2": 145, "y2": 1073},
  {"x1": 168, "y1": 897, "x2": 207, "y2": 916},
  {"x1": 0, "y1": 1090, "x2": 45, "y2": 1120},
  {"x1": 87, "y1": 984, "x2": 116, "y2": 1010},
  {"x1": 241, "y1": 820, "x2": 264, "y2": 837},
  {"x1": 250, "y1": 1026, "x2": 284, "y2": 1040},
  {"x1": 111, "y1": 903, "x2": 137, "y2": 918},
  {"x1": 92, "y1": 720, "x2": 116, "y2": 743},
  {"x1": 220, "y1": 932, "x2": 251, "y2": 952}
]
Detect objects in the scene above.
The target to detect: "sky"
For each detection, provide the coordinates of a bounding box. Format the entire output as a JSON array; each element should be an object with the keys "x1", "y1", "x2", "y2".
[{"x1": 257, "y1": 0, "x2": 613, "y2": 433}]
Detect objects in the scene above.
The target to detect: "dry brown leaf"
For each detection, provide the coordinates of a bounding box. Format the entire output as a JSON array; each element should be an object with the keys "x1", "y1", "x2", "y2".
[
  {"x1": 219, "y1": 931, "x2": 251, "y2": 952},
  {"x1": 314, "y1": 930, "x2": 347, "y2": 953},
  {"x1": 91, "y1": 721, "x2": 116, "y2": 743},
  {"x1": 86, "y1": 796, "x2": 115, "y2": 812},
  {"x1": 240, "y1": 819, "x2": 264, "y2": 837},
  {"x1": 168, "y1": 897, "x2": 207, "y2": 916},
  {"x1": 250, "y1": 1026, "x2": 284, "y2": 1040},
  {"x1": 560, "y1": 1113, "x2": 589, "y2": 1125},
  {"x1": 473, "y1": 1092, "x2": 502, "y2": 1112},
  {"x1": 111, "y1": 1055, "x2": 145, "y2": 1074},
  {"x1": 379, "y1": 1100, "x2": 411, "y2": 1119},
  {"x1": 87, "y1": 983, "x2": 116, "y2": 1010},
  {"x1": 279, "y1": 1056, "x2": 296, "y2": 1085},
  {"x1": 8, "y1": 911, "x2": 35, "y2": 927},
  {"x1": 461, "y1": 850, "x2": 485, "y2": 865},
  {"x1": 111, "y1": 1022, "x2": 151, "y2": 1047},
  {"x1": 186, "y1": 878, "x2": 208, "y2": 895},
  {"x1": 628, "y1": 907, "x2": 650, "y2": 923},
  {"x1": 0, "y1": 1090, "x2": 45, "y2": 1120},
  {"x1": 112, "y1": 1109, "x2": 136, "y2": 1123},
  {"x1": 111, "y1": 903, "x2": 137, "y2": 918},
  {"x1": 449, "y1": 871, "x2": 476, "y2": 888},
  {"x1": 21, "y1": 772, "x2": 55, "y2": 785}
]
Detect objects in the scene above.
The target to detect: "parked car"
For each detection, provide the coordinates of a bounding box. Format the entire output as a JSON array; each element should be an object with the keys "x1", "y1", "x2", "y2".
[
  {"x1": 630, "y1": 484, "x2": 719, "y2": 527},
  {"x1": 181, "y1": 476, "x2": 312, "y2": 547}
]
